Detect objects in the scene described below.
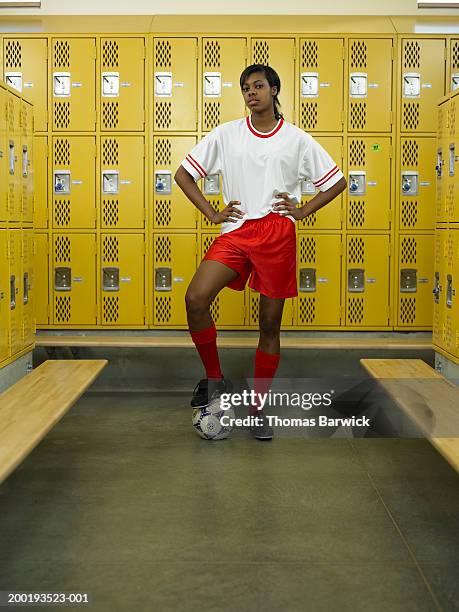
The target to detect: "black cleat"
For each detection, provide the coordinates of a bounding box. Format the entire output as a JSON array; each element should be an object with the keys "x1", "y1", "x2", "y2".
[
  {"x1": 249, "y1": 411, "x2": 274, "y2": 441},
  {"x1": 190, "y1": 377, "x2": 233, "y2": 409}
]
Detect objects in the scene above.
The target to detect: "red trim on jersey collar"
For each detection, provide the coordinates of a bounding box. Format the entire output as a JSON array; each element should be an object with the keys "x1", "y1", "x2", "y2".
[{"x1": 246, "y1": 115, "x2": 284, "y2": 138}]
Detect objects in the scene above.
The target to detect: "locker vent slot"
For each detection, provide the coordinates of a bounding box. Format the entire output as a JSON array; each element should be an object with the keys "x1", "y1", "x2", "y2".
[
  {"x1": 103, "y1": 200, "x2": 119, "y2": 227},
  {"x1": 299, "y1": 297, "x2": 316, "y2": 324},
  {"x1": 350, "y1": 41, "x2": 367, "y2": 69},
  {"x1": 402, "y1": 139, "x2": 419, "y2": 166},
  {"x1": 54, "y1": 138, "x2": 70, "y2": 165},
  {"x1": 102, "y1": 40, "x2": 119, "y2": 68},
  {"x1": 204, "y1": 40, "x2": 221, "y2": 68},
  {"x1": 155, "y1": 101, "x2": 172, "y2": 129},
  {"x1": 302, "y1": 41, "x2": 318, "y2": 69},
  {"x1": 210, "y1": 296, "x2": 220, "y2": 322},
  {"x1": 444, "y1": 316, "x2": 453, "y2": 345},
  {"x1": 54, "y1": 200, "x2": 71, "y2": 227},
  {"x1": 348, "y1": 237, "x2": 365, "y2": 264},
  {"x1": 102, "y1": 139, "x2": 119, "y2": 165},
  {"x1": 155, "y1": 40, "x2": 172, "y2": 68},
  {"x1": 401, "y1": 237, "x2": 417, "y2": 264},
  {"x1": 450, "y1": 101, "x2": 456, "y2": 136},
  {"x1": 447, "y1": 234, "x2": 454, "y2": 263},
  {"x1": 155, "y1": 139, "x2": 172, "y2": 165},
  {"x1": 204, "y1": 101, "x2": 220, "y2": 131},
  {"x1": 253, "y1": 41, "x2": 269, "y2": 65},
  {"x1": 8, "y1": 98, "x2": 14, "y2": 131},
  {"x1": 349, "y1": 139, "x2": 366, "y2": 167},
  {"x1": 103, "y1": 101, "x2": 119, "y2": 129},
  {"x1": 203, "y1": 236, "x2": 214, "y2": 257},
  {"x1": 348, "y1": 200, "x2": 365, "y2": 228},
  {"x1": 103, "y1": 296, "x2": 119, "y2": 323},
  {"x1": 301, "y1": 101, "x2": 318, "y2": 130},
  {"x1": 54, "y1": 40, "x2": 70, "y2": 68},
  {"x1": 155, "y1": 295, "x2": 171, "y2": 323},
  {"x1": 103, "y1": 235, "x2": 119, "y2": 263},
  {"x1": 401, "y1": 200, "x2": 418, "y2": 228},
  {"x1": 350, "y1": 102, "x2": 367, "y2": 130},
  {"x1": 54, "y1": 101, "x2": 71, "y2": 129},
  {"x1": 5, "y1": 40, "x2": 21, "y2": 68},
  {"x1": 300, "y1": 211, "x2": 317, "y2": 229},
  {"x1": 453, "y1": 40, "x2": 459, "y2": 69},
  {"x1": 55, "y1": 296, "x2": 71, "y2": 323},
  {"x1": 348, "y1": 297, "x2": 364, "y2": 324},
  {"x1": 403, "y1": 41, "x2": 421, "y2": 69},
  {"x1": 438, "y1": 107, "x2": 444, "y2": 134},
  {"x1": 299, "y1": 236, "x2": 316, "y2": 263},
  {"x1": 156, "y1": 236, "x2": 172, "y2": 263},
  {"x1": 250, "y1": 292, "x2": 260, "y2": 322},
  {"x1": 21, "y1": 105, "x2": 28, "y2": 136},
  {"x1": 155, "y1": 200, "x2": 172, "y2": 227},
  {"x1": 402, "y1": 102, "x2": 419, "y2": 130},
  {"x1": 400, "y1": 297, "x2": 416, "y2": 324},
  {"x1": 55, "y1": 235, "x2": 71, "y2": 262},
  {"x1": 447, "y1": 183, "x2": 455, "y2": 216}
]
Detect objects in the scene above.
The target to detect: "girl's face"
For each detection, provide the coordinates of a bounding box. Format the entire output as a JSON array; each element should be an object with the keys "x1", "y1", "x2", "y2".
[{"x1": 241, "y1": 72, "x2": 278, "y2": 114}]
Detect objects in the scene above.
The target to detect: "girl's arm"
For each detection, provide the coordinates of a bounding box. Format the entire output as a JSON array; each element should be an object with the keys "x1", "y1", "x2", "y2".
[{"x1": 300, "y1": 176, "x2": 347, "y2": 219}]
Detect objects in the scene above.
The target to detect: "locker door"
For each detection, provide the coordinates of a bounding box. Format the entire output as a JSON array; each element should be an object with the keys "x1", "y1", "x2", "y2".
[
  {"x1": 347, "y1": 137, "x2": 391, "y2": 230},
  {"x1": 100, "y1": 37, "x2": 145, "y2": 131},
  {"x1": 297, "y1": 136, "x2": 343, "y2": 231},
  {"x1": 52, "y1": 38, "x2": 96, "y2": 132},
  {"x1": 33, "y1": 136, "x2": 48, "y2": 229},
  {"x1": 21, "y1": 101, "x2": 34, "y2": 224},
  {"x1": 52, "y1": 136, "x2": 96, "y2": 229},
  {"x1": 300, "y1": 38, "x2": 344, "y2": 132},
  {"x1": 401, "y1": 39, "x2": 446, "y2": 134},
  {"x1": 433, "y1": 230, "x2": 446, "y2": 350},
  {"x1": 348, "y1": 38, "x2": 393, "y2": 133},
  {"x1": 452, "y1": 230, "x2": 459, "y2": 361},
  {"x1": 202, "y1": 38, "x2": 247, "y2": 132},
  {"x1": 22, "y1": 230, "x2": 34, "y2": 348},
  {"x1": 53, "y1": 234, "x2": 96, "y2": 325},
  {"x1": 397, "y1": 234, "x2": 434, "y2": 327},
  {"x1": 33, "y1": 233, "x2": 49, "y2": 326},
  {"x1": 8, "y1": 230, "x2": 22, "y2": 356},
  {"x1": 297, "y1": 234, "x2": 341, "y2": 327},
  {"x1": 201, "y1": 234, "x2": 245, "y2": 326},
  {"x1": 0, "y1": 88, "x2": 7, "y2": 222},
  {"x1": 154, "y1": 233, "x2": 197, "y2": 326},
  {"x1": 154, "y1": 38, "x2": 197, "y2": 131},
  {"x1": 153, "y1": 136, "x2": 198, "y2": 230},
  {"x1": 0, "y1": 231, "x2": 9, "y2": 363},
  {"x1": 251, "y1": 38, "x2": 295, "y2": 124},
  {"x1": 101, "y1": 136, "x2": 145, "y2": 229},
  {"x1": 436, "y1": 100, "x2": 449, "y2": 223},
  {"x1": 101, "y1": 234, "x2": 145, "y2": 325},
  {"x1": 7, "y1": 92, "x2": 21, "y2": 222},
  {"x1": 248, "y1": 290, "x2": 294, "y2": 328},
  {"x1": 346, "y1": 235, "x2": 390, "y2": 327},
  {"x1": 4, "y1": 38, "x2": 48, "y2": 132},
  {"x1": 399, "y1": 138, "x2": 436, "y2": 231}
]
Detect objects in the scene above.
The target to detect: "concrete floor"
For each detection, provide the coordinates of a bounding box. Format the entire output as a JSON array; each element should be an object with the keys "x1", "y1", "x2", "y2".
[{"x1": 0, "y1": 386, "x2": 458, "y2": 612}]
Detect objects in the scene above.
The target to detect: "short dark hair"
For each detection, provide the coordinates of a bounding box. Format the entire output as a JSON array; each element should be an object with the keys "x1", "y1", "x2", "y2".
[{"x1": 239, "y1": 64, "x2": 283, "y2": 120}]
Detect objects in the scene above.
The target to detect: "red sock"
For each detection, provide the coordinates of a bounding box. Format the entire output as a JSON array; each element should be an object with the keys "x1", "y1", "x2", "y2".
[
  {"x1": 250, "y1": 348, "x2": 280, "y2": 415},
  {"x1": 189, "y1": 323, "x2": 223, "y2": 380}
]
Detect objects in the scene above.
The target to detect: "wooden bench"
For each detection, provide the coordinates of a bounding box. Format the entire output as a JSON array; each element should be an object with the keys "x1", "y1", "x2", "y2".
[
  {"x1": 360, "y1": 359, "x2": 459, "y2": 473},
  {"x1": 0, "y1": 359, "x2": 107, "y2": 484}
]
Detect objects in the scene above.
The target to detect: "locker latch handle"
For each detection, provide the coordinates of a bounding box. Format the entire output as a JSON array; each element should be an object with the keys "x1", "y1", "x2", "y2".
[
  {"x1": 103, "y1": 267, "x2": 120, "y2": 292},
  {"x1": 155, "y1": 267, "x2": 172, "y2": 291},
  {"x1": 299, "y1": 268, "x2": 316, "y2": 292}
]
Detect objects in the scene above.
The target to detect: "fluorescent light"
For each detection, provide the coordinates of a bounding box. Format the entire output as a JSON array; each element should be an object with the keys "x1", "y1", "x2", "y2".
[
  {"x1": 418, "y1": 1, "x2": 459, "y2": 6},
  {"x1": 0, "y1": 1, "x2": 41, "y2": 6}
]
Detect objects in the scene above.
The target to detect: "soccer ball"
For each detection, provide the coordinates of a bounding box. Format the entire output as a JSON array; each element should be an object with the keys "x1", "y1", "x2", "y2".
[{"x1": 192, "y1": 397, "x2": 235, "y2": 440}]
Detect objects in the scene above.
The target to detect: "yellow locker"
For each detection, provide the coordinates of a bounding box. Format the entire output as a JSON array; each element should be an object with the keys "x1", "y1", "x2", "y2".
[
  {"x1": 399, "y1": 138, "x2": 436, "y2": 231},
  {"x1": 100, "y1": 37, "x2": 145, "y2": 131},
  {"x1": 251, "y1": 38, "x2": 295, "y2": 124},
  {"x1": 443, "y1": 229, "x2": 458, "y2": 356},
  {"x1": 348, "y1": 38, "x2": 393, "y2": 133},
  {"x1": 397, "y1": 234, "x2": 434, "y2": 327},
  {"x1": 21, "y1": 100, "x2": 33, "y2": 224},
  {"x1": 248, "y1": 290, "x2": 294, "y2": 328},
  {"x1": 3, "y1": 38, "x2": 48, "y2": 132},
  {"x1": 52, "y1": 233, "x2": 96, "y2": 325},
  {"x1": 202, "y1": 38, "x2": 247, "y2": 132},
  {"x1": 52, "y1": 136, "x2": 96, "y2": 229},
  {"x1": 101, "y1": 234, "x2": 144, "y2": 326},
  {"x1": 21, "y1": 229, "x2": 34, "y2": 348},
  {"x1": 433, "y1": 230, "x2": 446, "y2": 350},
  {"x1": 201, "y1": 234, "x2": 245, "y2": 326},
  {"x1": 33, "y1": 135, "x2": 48, "y2": 229},
  {"x1": 298, "y1": 136, "x2": 343, "y2": 231},
  {"x1": 154, "y1": 38, "x2": 197, "y2": 132},
  {"x1": 7, "y1": 91, "x2": 21, "y2": 222},
  {"x1": 33, "y1": 232, "x2": 49, "y2": 326},
  {"x1": 52, "y1": 38, "x2": 96, "y2": 132},
  {"x1": 401, "y1": 39, "x2": 446, "y2": 133},
  {"x1": 346, "y1": 235, "x2": 390, "y2": 327},
  {"x1": 300, "y1": 38, "x2": 344, "y2": 132},
  {"x1": 153, "y1": 233, "x2": 196, "y2": 326},
  {"x1": 452, "y1": 229, "x2": 459, "y2": 360},
  {"x1": 436, "y1": 101, "x2": 448, "y2": 223},
  {"x1": 154, "y1": 136, "x2": 198, "y2": 230},
  {"x1": 347, "y1": 137, "x2": 391, "y2": 230},
  {"x1": 7, "y1": 230, "x2": 22, "y2": 356},
  {"x1": 101, "y1": 136, "x2": 145, "y2": 229},
  {"x1": 0, "y1": 87, "x2": 7, "y2": 222},
  {"x1": 0, "y1": 230, "x2": 9, "y2": 363},
  {"x1": 297, "y1": 234, "x2": 342, "y2": 327}
]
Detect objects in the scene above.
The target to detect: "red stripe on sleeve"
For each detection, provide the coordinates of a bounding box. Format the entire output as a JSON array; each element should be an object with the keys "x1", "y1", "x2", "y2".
[
  {"x1": 315, "y1": 166, "x2": 340, "y2": 188},
  {"x1": 313, "y1": 165, "x2": 339, "y2": 187},
  {"x1": 187, "y1": 154, "x2": 207, "y2": 178}
]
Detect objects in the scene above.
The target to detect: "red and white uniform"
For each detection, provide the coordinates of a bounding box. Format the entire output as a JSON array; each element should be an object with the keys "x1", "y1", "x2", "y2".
[{"x1": 181, "y1": 115, "x2": 344, "y2": 236}]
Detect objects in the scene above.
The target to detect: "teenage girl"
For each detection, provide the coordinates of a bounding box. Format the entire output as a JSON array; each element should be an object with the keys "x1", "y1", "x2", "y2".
[{"x1": 174, "y1": 64, "x2": 347, "y2": 440}]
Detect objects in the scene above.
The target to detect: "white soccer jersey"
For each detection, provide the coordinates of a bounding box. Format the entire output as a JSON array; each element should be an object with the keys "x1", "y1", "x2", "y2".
[{"x1": 181, "y1": 115, "x2": 344, "y2": 235}]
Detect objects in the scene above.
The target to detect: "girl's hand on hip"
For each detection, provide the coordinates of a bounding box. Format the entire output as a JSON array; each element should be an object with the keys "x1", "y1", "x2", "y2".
[
  {"x1": 211, "y1": 201, "x2": 245, "y2": 224},
  {"x1": 272, "y1": 194, "x2": 303, "y2": 220}
]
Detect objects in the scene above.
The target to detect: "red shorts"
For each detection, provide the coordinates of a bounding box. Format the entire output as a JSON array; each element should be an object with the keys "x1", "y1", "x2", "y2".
[{"x1": 203, "y1": 212, "x2": 298, "y2": 299}]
